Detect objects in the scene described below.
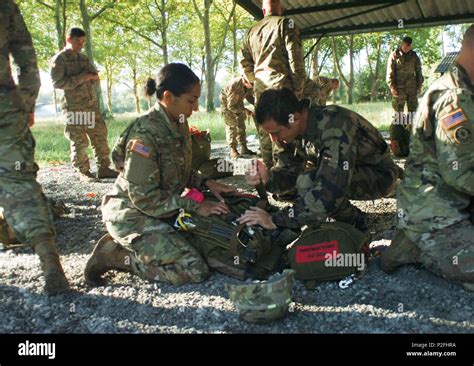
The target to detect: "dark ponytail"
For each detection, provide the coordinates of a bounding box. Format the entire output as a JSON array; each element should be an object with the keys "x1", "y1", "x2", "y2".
[
  {"x1": 255, "y1": 87, "x2": 307, "y2": 127},
  {"x1": 145, "y1": 63, "x2": 200, "y2": 100}
]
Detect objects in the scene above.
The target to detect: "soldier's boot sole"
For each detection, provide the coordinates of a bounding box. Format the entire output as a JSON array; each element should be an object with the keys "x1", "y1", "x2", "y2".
[
  {"x1": 84, "y1": 234, "x2": 134, "y2": 286},
  {"x1": 240, "y1": 146, "x2": 257, "y2": 155},
  {"x1": 97, "y1": 167, "x2": 119, "y2": 179},
  {"x1": 380, "y1": 230, "x2": 421, "y2": 274},
  {"x1": 34, "y1": 241, "x2": 70, "y2": 296},
  {"x1": 79, "y1": 171, "x2": 99, "y2": 183}
]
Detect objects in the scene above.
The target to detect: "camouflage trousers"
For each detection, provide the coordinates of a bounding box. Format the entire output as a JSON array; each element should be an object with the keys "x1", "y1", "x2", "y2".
[
  {"x1": 222, "y1": 110, "x2": 247, "y2": 149},
  {"x1": 105, "y1": 216, "x2": 210, "y2": 286},
  {"x1": 0, "y1": 110, "x2": 56, "y2": 245},
  {"x1": 63, "y1": 106, "x2": 112, "y2": 173},
  {"x1": 330, "y1": 156, "x2": 400, "y2": 224},
  {"x1": 390, "y1": 90, "x2": 418, "y2": 158},
  {"x1": 389, "y1": 221, "x2": 474, "y2": 285},
  {"x1": 296, "y1": 150, "x2": 400, "y2": 224}
]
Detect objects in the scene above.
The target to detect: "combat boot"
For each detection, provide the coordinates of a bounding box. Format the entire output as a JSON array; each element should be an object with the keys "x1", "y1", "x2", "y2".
[
  {"x1": 33, "y1": 240, "x2": 70, "y2": 295},
  {"x1": 229, "y1": 147, "x2": 240, "y2": 159},
  {"x1": 79, "y1": 170, "x2": 98, "y2": 183},
  {"x1": 240, "y1": 144, "x2": 256, "y2": 156},
  {"x1": 380, "y1": 229, "x2": 421, "y2": 273},
  {"x1": 84, "y1": 234, "x2": 135, "y2": 286},
  {"x1": 97, "y1": 166, "x2": 118, "y2": 179}
]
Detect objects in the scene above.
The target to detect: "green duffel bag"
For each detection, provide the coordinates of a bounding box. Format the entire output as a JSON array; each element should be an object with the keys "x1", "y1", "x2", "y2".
[
  {"x1": 179, "y1": 211, "x2": 286, "y2": 280},
  {"x1": 196, "y1": 158, "x2": 233, "y2": 180},
  {"x1": 288, "y1": 222, "x2": 370, "y2": 285}
]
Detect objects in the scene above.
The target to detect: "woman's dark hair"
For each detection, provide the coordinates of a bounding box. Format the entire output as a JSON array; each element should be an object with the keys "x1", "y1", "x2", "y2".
[
  {"x1": 69, "y1": 27, "x2": 86, "y2": 39},
  {"x1": 145, "y1": 63, "x2": 200, "y2": 100},
  {"x1": 255, "y1": 88, "x2": 308, "y2": 127}
]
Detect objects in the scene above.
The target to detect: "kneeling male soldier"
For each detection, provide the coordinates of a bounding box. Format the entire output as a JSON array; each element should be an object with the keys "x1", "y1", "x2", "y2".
[
  {"x1": 381, "y1": 25, "x2": 474, "y2": 291},
  {"x1": 220, "y1": 76, "x2": 257, "y2": 159},
  {"x1": 238, "y1": 88, "x2": 401, "y2": 233},
  {"x1": 50, "y1": 27, "x2": 117, "y2": 182}
]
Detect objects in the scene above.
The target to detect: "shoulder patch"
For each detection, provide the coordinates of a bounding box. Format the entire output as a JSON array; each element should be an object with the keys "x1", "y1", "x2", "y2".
[
  {"x1": 130, "y1": 139, "x2": 152, "y2": 158},
  {"x1": 442, "y1": 108, "x2": 468, "y2": 130},
  {"x1": 454, "y1": 127, "x2": 472, "y2": 144}
]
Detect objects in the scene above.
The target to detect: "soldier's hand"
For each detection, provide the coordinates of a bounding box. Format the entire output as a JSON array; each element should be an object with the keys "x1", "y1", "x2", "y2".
[
  {"x1": 238, "y1": 206, "x2": 277, "y2": 230},
  {"x1": 390, "y1": 86, "x2": 398, "y2": 96},
  {"x1": 245, "y1": 159, "x2": 269, "y2": 186},
  {"x1": 197, "y1": 201, "x2": 230, "y2": 217},
  {"x1": 83, "y1": 73, "x2": 99, "y2": 82},
  {"x1": 27, "y1": 113, "x2": 35, "y2": 128},
  {"x1": 205, "y1": 180, "x2": 237, "y2": 203}
]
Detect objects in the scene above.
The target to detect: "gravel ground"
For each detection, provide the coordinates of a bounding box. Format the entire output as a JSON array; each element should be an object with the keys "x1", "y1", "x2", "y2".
[{"x1": 0, "y1": 138, "x2": 473, "y2": 334}]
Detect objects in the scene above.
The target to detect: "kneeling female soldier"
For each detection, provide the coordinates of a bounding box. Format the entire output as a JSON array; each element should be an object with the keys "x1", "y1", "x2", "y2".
[{"x1": 85, "y1": 63, "x2": 235, "y2": 286}]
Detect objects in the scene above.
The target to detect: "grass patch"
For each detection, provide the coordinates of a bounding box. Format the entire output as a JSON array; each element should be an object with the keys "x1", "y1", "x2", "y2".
[{"x1": 32, "y1": 102, "x2": 392, "y2": 164}]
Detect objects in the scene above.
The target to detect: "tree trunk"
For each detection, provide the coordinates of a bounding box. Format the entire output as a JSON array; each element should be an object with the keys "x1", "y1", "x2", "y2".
[
  {"x1": 232, "y1": 12, "x2": 238, "y2": 74},
  {"x1": 311, "y1": 43, "x2": 319, "y2": 79},
  {"x1": 105, "y1": 62, "x2": 113, "y2": 114},
  {"x1": 160, "y1": 0, "x2": 169, "y2": 65},
  {"x1": 132, "y1": 67, "x2": 141, "y2": 114},
  {"x1": 348, "y1": 35, "x2": 354, "y2": 105},
  {"x1": 203, "y1": 0, "x2": 214, "y2": 111},
  {"x1": 54, "y1": 0, "x2": 66, "y2": 49},
  {"x1": 79, "y1": 0, "x2": 106, "y2": 116}
]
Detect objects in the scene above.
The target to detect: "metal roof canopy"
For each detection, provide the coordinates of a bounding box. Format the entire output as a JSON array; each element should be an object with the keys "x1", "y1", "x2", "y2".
[{"x1": 236, "y1": 0, "x2": 474, "y2": 39}]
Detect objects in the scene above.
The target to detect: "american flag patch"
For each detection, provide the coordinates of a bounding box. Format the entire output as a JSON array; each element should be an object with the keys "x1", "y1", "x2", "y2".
[
  {"x1": 130, "y1": 140, "x2": 151, "y2": 158},
  {"x1": 442, "y1": 109, "x2": 467, "y2": 130}
]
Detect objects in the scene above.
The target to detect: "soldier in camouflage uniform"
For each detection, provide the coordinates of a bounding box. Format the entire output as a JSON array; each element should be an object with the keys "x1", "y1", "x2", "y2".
[
  {"x1": 240, "y1": 0, "x2": 307, "y2": 168},
  {"x1": 85, "y1": 63, "x2": 237, "y2": 287},
  {"x1": 302, "y1": 76, "x2": 339, "y2": 107},
  {"x1": 381, "y1": 26, "x2": 474, "y2": 291},
  {"x1": 239, "y1": 88, "x2": 401, "y2": 232},
  {"x1": 0, "y1": 0, "x2": 69, "y2": 295},
  {"x1": 220, "y1": 77, "x2": 257, "y2": 158},
  {"x1": 386, "y1": 36, "x2": 424, "y2": 157},
  {"x1": 50, "y1": 28, "x2": 117, "y2": 182}
]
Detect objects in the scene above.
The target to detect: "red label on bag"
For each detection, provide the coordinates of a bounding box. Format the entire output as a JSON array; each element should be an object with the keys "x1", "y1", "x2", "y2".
[{"x1": 295, "y1": 240, "x2": 339, "y2": 263}]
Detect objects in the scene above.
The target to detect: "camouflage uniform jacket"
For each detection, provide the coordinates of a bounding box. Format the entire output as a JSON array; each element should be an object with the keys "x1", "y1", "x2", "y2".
[
  {"x1": 397, "y1": 63, "x2": 474, "y2": 235},
  {"x1": 220, "y1": 77, "x2": 254, "y2": 115},
  {"x1": 50, "y1": 48, "x2": 98, "y2": 110},
  {"x1": 386, "y1": 48, "x2": 424, "y2": 90},
  {"x1": 240, "y1": 13, "x2": 306, "y2": 99},
  {"x1": 102, "y1": 103, "x2": 205, "y2": 223},
  {"x1": 0, "y1": 0, "x2": 40, "y2": 117},
  {"x1": 269, "y1": 105, "x2": 390, "y2": 229},
  {"x1": 302, "y1": 76, "x2": 334, "y2": 106}
]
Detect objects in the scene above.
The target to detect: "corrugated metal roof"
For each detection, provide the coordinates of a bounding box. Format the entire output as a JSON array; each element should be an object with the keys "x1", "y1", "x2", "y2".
[
  {"x1": 236, "y1": 0, "x2": 474, "y2": 38},
  {"x1": 434, "y1": 51, "x2": 459, "y2": 73}
]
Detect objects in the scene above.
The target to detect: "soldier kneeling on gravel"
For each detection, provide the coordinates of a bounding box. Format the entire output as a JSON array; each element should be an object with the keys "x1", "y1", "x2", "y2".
[
  {"x1": 238, "y1": 88, "x2": 402, "y2": 233},
  {"x1": 380, "y1": 25, "x2": 474, "y2": 292},
  {"x1": 84, "y1": 63, "x2": 237, "y2": 286}
]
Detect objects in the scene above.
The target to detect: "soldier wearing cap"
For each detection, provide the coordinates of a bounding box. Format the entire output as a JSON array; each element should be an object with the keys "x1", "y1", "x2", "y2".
[
  {"x1": 386, "y1": 36, "x2": 424, "y2": 157},
  {"x1": 50, "y1": 27, "x2": 117, "y2": 182}
]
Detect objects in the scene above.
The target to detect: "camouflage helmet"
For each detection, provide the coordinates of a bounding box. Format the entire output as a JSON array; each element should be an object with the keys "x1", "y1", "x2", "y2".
[{"x1": 225, "y1": 269, "x2": 295, "y2": 324}]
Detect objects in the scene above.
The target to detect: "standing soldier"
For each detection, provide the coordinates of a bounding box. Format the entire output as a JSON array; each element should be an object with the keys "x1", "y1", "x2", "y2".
[
  {"x1": 303, "y1": 76, "x2": 339, "y2": 107},
  {"x1": 241, "y1": 0, "x2": 307, "y2": 168},
  {"x1": 386, "y1": 36, "x2": 424, "y2": 157},
  {"x1": 220, "y1": 76, "x2": 257, "y2": 159},
  {"x1": 381, "y1": 26, "x2": 474, "y2": 291},
  {"x1": 0, "y1": 0, "x2": 69, "y2": 295},
  {"x1": 50, "y1": 28, "x2": 118, "y2": 182}
]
